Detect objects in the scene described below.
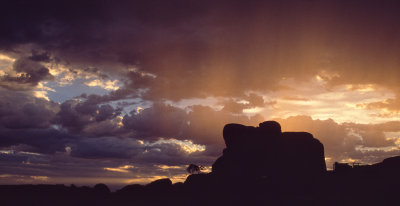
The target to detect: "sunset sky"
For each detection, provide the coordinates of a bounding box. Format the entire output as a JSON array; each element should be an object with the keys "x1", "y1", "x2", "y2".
[{"x1": 1, "y1": 0, "x2": 400, "y2": 189}]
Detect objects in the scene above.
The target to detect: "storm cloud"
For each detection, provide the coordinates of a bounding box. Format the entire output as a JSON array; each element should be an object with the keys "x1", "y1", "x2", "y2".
[
  {"x1": 0, "y1": 58, "x2": 53, "y2": 90},
  {"x1": 0, "y1": 0, "x2": 399, "y2": 101}
]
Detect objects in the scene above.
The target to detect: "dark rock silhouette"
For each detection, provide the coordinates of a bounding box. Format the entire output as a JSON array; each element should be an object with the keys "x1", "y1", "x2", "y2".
[
  {"x1": 93, "y1": 183, "x2": 111, "y2": 194},
  {"x1": 212, "y1": 121, "x2": 326, "y2": 182},
  {"x1": 377, "y1": 155, "x2": 400, "y2": 170},
  {"x1": 116, "y1": 183, "x2": 144, "y2": 195},
  {"x1": 333, "y1": 162, "x2": 352, "y2": 172},
  {"x1": 145, "y1": 178, "x2": 172, "y2": 192}
]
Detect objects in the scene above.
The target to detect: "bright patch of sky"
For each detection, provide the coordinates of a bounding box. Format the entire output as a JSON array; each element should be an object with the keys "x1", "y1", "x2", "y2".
[
  {"x1": 149, "y1": 139, "x2": 206, "y2": 154},
  {"x1": 43, "y1": 79, "x2": 112, "y2": 103},
  {"x1": 264, "y1": 77, "x2": 397, "y2": 124}
]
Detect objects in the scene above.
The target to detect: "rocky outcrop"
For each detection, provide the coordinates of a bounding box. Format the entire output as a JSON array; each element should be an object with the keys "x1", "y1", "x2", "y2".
[{"x1": 212, "y1": 121, "x2": 326, "y2": 180}]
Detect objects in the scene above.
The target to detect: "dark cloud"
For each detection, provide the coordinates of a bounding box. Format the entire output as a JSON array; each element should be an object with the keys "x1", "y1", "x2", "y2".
[
  {"x1": 29, "y1": 50, "x2": 51, "y2": 62},
  {"x1": 76, "y1": 69, "x2": 156, "y2": 105},
  {"x1": 54, "y1": 99, "x2": 122, "y2": 134},
  {"x1": 13, "y1": 58, "x2": 52, "y2": 82},
  {"x1": 0, "y1": 89, "x2": 58, "y2": 129},
  {"x1": 0, "y1": 91, "x2": 248, "y2": 164},
  {"x1": 2, "y1": 0, "x2": 400, "y2": 101},
  {"x1": 0, "y1": 58, "x2": 53, "y2": 90},
  {"x1": 79, "y1": 89, "x2": 137, "y2": 106},
  {"x1": 66, "y1": 135, "x2": 215, "y2": 166},
  {"x1": 0, "y1": 90, "x2": 249, "y2": 162},
  {"x1": 69, "y1": 136, "x2": 142, "y2": 159},
  {"x1": 123, "y1": 103, "x2": 187, "y2": 139},
  {"x1": 0, "y1": 126, "x2": 73, "y2": 154},
  {"x1": 54, "y1": 100, "x2": 96, "y2": 132},
  {"x1": 0, "y1": 89, "x2": 71, "y2": 154}
]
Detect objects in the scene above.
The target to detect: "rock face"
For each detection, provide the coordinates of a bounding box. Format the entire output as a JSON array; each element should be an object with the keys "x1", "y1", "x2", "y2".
[{"x1": 212, "y1": 121, "x2": 326, "y2": 180}]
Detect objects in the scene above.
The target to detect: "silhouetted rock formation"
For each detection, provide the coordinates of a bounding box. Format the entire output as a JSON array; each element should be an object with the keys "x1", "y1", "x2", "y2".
[
  {"x1": 377, "y1": 155, "x2": 400, "y2": 170},
  {"x1": 94, "y1": 183, "x2": 111, "y2": 194},
  {"x1": 212, "y1": 121, "x2": 326, "y2": 182}
]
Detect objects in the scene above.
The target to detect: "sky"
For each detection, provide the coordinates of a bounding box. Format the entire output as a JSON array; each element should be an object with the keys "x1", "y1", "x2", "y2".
[{"x1": 1, "y1": 0, "x2": 400, "y2": 189}]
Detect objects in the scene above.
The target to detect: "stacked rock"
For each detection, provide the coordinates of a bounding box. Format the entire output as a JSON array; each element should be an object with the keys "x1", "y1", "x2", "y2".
[{"x1": 212, "y1": 121, "x2": 326, "y2": 180}]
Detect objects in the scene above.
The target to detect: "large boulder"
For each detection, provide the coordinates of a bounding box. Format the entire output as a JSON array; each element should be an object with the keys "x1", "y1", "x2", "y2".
[
  {"x1": 212, "y1": 121, "x2": 326, "y2": 180},
  {"x1": 280, "y1": 132, "x2": 326, "y2": 176}
]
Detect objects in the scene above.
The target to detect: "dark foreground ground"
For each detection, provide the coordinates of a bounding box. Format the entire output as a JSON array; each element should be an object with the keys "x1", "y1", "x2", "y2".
[{"x1": 1, "y1": 160, "x2": 400, "y2": 206}]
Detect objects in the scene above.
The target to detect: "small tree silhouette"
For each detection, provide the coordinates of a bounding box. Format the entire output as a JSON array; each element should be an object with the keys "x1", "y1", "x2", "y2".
[{"x1": 186, "y1": 164, "x2": 204, "y2": 174}]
